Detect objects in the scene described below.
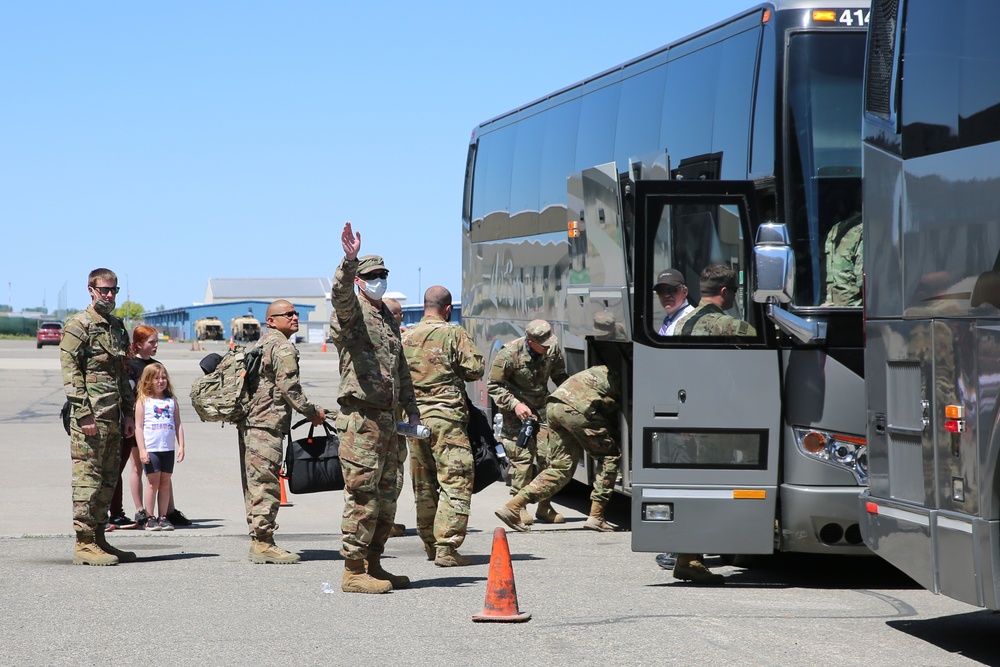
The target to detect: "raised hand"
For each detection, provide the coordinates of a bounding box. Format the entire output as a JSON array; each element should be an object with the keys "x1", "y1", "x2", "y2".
[{"x1": 342, "y1": 222, "x2": 361, "y2": 260}]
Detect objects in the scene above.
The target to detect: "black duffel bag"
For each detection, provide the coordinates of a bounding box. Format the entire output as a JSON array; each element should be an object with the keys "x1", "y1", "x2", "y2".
[
  {"x1": 466, "y1": 398, "x2": 509, "y2": 494},
  {"x1": 284, "y1": 418, "x2": 344, "y2": 494}
]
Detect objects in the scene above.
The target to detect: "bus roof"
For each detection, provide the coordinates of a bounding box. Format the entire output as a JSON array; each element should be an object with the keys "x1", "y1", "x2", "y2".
[{"x1": 472, "y1": 0, "x2": 870, "y2": 136}]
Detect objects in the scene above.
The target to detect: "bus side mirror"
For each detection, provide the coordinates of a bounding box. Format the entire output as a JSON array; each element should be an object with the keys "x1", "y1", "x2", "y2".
[{"x1": 752, "y1": 223, "x2": 794, "y2": 304}]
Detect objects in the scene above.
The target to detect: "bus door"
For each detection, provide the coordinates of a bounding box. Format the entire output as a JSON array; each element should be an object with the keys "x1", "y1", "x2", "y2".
[
  {"x1": 630, "y1": 179, "x2": 782, "y2": 555},
  {"x1": 567, "y1": 162, "x2": 632, "y2": 487},
  {"x1": 565, "y1": 162, "x2": 630, "y2": 345}
]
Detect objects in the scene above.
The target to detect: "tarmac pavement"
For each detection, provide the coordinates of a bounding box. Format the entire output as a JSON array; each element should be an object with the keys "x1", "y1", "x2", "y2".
[{"x1": 1, "y1": 339, "x2": 996, "y2": 666}]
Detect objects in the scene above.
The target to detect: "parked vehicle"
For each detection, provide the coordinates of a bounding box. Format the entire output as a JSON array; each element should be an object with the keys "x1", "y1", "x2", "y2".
[
  {"x1": 36, "y1": 321, "x2": 62, "y2": 348},
  {"x1": 194, "y1": 317, "x2": 225, "y2": 341}
]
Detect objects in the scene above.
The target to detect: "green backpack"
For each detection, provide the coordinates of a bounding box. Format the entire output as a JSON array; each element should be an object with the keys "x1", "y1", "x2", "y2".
[{"x1": 189, "y1": 345, "x2": 263, "y2": 423}]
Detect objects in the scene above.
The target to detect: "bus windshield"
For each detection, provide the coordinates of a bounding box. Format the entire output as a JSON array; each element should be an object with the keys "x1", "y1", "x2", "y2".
[{"x1": 785, "y1": 31, "x2": 866, "y2": 307}]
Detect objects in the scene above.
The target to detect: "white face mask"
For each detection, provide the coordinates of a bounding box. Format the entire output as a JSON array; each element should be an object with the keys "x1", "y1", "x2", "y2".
[{"x1": 362, "y1": 277, "x2": 387, "y2": 301}]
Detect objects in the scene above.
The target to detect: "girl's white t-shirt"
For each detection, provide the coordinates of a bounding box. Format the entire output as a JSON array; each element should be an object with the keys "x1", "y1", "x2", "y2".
[{"x1": 142, "y1": 397, "x2": 176, "y2": 453}]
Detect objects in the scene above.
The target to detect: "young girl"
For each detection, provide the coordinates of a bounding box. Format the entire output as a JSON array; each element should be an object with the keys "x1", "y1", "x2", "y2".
[{"x1": 134, "y1": 362, "x2": 186, "y2": 531}]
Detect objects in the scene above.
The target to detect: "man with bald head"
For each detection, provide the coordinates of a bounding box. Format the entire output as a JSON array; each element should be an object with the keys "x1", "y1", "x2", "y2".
[
  {"x1": 237, "y1": 299, "x2": 325, "y2": 564},
  {"x1": 402, "y1": 286, "x2": 484, "y2": 566}
]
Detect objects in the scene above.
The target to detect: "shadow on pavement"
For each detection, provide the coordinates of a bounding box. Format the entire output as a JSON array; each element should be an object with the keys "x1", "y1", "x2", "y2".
[
  {"x1": 887, "y1": 610, "x2": 1000, "y2": 666},
  {"x1": 647, "y1": 553, "x2": 923, "y2": 591},
  {"x1": 139, "y1": 552, "x2": 219, "y2": 562}
]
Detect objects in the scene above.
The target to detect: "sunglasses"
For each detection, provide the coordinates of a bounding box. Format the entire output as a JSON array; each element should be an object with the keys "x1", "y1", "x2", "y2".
[
  {"x1": 655, "y1": 285, "x2": 680, "y2": 297},
  {"x1": 272, "y1": 310, "x2": 299, "y2": 319},
  {"x1": 360, "y1": 270, "x2": 388, "y2": 280},
  {"x1": 92, "y1": 286, "x2": 120, "y2": 295}
]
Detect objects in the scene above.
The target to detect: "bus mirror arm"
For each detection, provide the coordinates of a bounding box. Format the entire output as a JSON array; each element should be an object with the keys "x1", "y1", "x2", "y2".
[{"x1": 764, "y1": 298, "x2": 827, "y2": 345}]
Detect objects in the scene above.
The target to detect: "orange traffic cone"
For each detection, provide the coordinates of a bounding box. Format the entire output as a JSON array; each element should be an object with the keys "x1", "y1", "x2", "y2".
[
  {"x1": 279, "y1": 470, "x2": 292, "y2": 507},
  {"x1": 321, "y1": 341, "x2": 327, "y2": 353},
  {"x1": 472, "y1": 528, "x2": 531, "y2": 622}
]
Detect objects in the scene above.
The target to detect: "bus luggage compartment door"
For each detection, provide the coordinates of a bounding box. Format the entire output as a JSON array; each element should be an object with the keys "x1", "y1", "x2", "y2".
[{"x1": 631, "y1": 346, "x2": 781, "y2": 554}]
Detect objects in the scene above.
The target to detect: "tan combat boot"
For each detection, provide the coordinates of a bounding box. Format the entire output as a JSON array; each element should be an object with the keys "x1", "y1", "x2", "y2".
[
  {"x1": 73, "y1": 534, "x2": 119, "y2": 566},
  {"x1": 95, "y1": 526, "x2": 137, "y2": 563},
  {"x1": 520, "y1": 507, "x2": 534, "y2": 526},
  {"x1": 673, "y1": 553, "x2": 724, "y2": 584},
  {"x1": 423, "y1": 542, "x2": 436, "y2": 561},
  {"x1": 389, "y1": 523, "x2": 406, "y2": 537},
  {"x1": 583, "y1": 501, "x2": 618, "y2": 532},
  {"x1": 366, "y1": 555, "x2": 410, "y2": 589},
  {"x1": 495, "y1": 494, "x2": 531, "y2": 532},
  {"x1": 535, "y1": 499, "x2": 565, "y2": 524},
  {"x1": 342, "y1": 558, "x2": 392, "y2": 594},
  {"x1": 249, "y1": 537, "x2": 300, "y2": 564},
  {"x1": 435, "y1": 546, "x2": 473, "y2": 567}
]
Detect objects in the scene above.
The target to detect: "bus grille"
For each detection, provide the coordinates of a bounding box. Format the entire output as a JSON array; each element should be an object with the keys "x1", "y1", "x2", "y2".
[
  {"x1": 865, "y1": 0, "x2": 899, "y2": 120},
  {"x1": 888, "y1": 434, "x2": 925, "y2": 503}
]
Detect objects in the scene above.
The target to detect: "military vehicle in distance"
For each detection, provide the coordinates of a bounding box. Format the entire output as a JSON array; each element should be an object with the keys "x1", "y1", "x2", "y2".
[
  {"x1": 194, "y1": 317, "x2": 225, "y2": 341},
  {"x1": 230, "y1": 315, "x2": 261, "y2": 342}
]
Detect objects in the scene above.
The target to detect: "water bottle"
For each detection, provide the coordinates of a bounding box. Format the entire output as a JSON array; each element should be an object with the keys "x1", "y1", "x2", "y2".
[
  {"x1": 397, "y1": 422, "x2": 431, "y2": 439},
  {"x1": 492, "y1": 412, "x2": 503, "y2": 438},
  {"x1": 515, "y1": 416, "x2": 537, "y2": 450}
]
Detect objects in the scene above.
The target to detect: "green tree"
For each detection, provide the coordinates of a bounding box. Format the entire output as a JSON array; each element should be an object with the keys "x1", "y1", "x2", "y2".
[{"x1": 114, "y1": 301, "x2": 145, "y2": 322}]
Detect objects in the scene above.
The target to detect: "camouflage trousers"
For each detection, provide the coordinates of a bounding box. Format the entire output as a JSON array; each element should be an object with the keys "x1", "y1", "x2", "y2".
[
  {"x1": 336, "y1": 405, "x2": 399, "y2": 561},
  {"x1": 70, "y1": 419, "x2": 122, "y2": 537},
  {"x1": 409, "y1": 416, "x2": 474, "y2": 552},
  {"x1": 519, "y1": 403, "x2": 621, "y2": 505},
  {"x1": 499, "y1": 421, "x2": 554, "y2": 496},
  {"x1": 394, "y1": 435, "x2": 408, "y2": 502},
  {"x1": 238, "y1": 425, "x2": 283, "y2": 540}
]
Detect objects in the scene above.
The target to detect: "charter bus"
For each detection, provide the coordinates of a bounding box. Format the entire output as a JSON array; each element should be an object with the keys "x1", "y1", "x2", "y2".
[
  {"x1": 463, "y1": 1, "x2": 871, "y2": 558},
  {"x1": 860, "y1": 0, "x2": 1000, "y2": 608}
]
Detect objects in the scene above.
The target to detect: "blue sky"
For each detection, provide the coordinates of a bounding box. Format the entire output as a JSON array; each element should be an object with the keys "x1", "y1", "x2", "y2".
[{"x1": 2, "y1": 1, "x2": 751, "y2": 313}]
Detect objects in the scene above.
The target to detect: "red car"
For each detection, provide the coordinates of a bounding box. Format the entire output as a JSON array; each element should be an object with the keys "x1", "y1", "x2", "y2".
[{"x1": 37, "y1": 321, "x2": 62, "y2": 348}]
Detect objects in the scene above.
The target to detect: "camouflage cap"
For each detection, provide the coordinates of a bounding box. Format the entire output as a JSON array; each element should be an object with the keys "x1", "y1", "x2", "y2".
[
  {"x1": 525, "y1": 319, "x2": 556, "y2": 348},
  {"x1": 593, "y1": 312, "x2": 615, "y2": 339},
  {"x1": 358, "y1": 255, "x2": 388, "y2": 275},
  {"x1": 655, "y1": 268, "x2": 685, "y2": 288}
]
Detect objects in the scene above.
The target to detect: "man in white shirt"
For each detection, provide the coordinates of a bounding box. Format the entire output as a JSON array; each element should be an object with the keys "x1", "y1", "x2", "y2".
[{"x1": 655, "y1": 269, "x2": 695, "y2": 336}]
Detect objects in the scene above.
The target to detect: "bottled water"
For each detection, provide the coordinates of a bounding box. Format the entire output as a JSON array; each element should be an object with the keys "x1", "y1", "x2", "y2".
[{"x1": 397, "y1": 422, "x2": 431, "y2": 439}]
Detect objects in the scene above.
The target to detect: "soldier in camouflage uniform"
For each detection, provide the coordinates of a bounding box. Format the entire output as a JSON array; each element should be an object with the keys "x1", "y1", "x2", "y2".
[
  {"x1": 383, "y1": 296, "x2": 408, "y2": 538},
  {"x1": 495, "y1": 365, "x2": 621, "y2": 533},
  {"x1": 332, "y1": 222, "x2": 421, "y2": 594},
  {"x1": 675, "y1": 264, "x2": 757, "y2": 338},
  {"x1": 823, "y1": 212, "x2": 863, "y2": 306},
  {"x1": 239, "y1": 299, "x2": 325, "y2": 564},
  {"x1": 61, "y1": 268, "x2": 136, "y2": 566},
  {"x1": 402, "y1": 286, "x2": 484, "y2": 566},
  {"x1": 672, "y1": 264, "x2": 755, "y2": 584},
  {"x1": 487, "y1": 319, "x2": 569, "y2": 526}
]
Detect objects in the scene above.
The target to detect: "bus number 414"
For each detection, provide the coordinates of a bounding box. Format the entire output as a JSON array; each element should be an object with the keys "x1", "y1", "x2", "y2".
[{"x1": 839, "y1": 9, "x2": 870, "y2": 27}]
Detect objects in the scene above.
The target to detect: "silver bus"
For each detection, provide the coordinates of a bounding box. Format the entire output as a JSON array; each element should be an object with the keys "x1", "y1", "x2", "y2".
[
  {"x1": 860, "y1": 0, "x2": 1000, "y2": 608},
  {"x1": 463, "y1": 1, "x2": 871, "y2": 558}
]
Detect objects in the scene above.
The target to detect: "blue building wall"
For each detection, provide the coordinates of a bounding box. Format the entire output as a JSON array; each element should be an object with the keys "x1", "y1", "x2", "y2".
[
  {"x1": 141, "y1": 300, "x2": 315, "y2": 340},
  {"x1": 400, "y1": 303, "x2": 461, "y2": 328}
]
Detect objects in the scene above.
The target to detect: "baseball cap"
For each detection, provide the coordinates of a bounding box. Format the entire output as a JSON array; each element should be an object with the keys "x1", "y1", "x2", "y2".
[
  {"x1": 654, "y1": 268, "x2": 685, "y2": 288},
  {"x1": 524, "y1": 319, "x2": 556, "y2": 348},
  {"x1": 358, "y1": 255, "x2": 388, "y2": 275}
]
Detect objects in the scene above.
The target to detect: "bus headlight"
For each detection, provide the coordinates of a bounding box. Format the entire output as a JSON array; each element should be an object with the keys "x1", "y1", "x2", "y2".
[{"x1": 793, "y1": 428, "x2": 868, "y2": 484}]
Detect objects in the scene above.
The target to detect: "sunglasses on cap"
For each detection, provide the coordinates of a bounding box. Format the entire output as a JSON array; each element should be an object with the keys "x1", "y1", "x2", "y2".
[{"x1": 360, "y1": 270, "x2": 388, "y2": 280}]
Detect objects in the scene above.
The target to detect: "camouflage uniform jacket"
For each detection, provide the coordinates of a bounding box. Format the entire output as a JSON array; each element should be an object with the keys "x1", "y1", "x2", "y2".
[
  {"x1": 547, "y1": 365, "x2": 621, "y2": 441},
  {"x1": 824, "y1": 213, "x2": 863, "y2": 306},
  {"x1": 402, "y1": 315, "x2": 484, "y2": 422},
  {"x1": 330, "y1": 257, "x2": 418, "y2": 417},
  {"x1": 676, "y1": 299, "x2": 757, "y2": 337},
  {"x1": 60, "y1": 304, "x2": 134, "y2": 423},
  {"x1": 487, "y1": 337, "x2": 569, "y2": 421},
  {"x1": 245, "y1": 328, "x2": 321, "y2": 432}
]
